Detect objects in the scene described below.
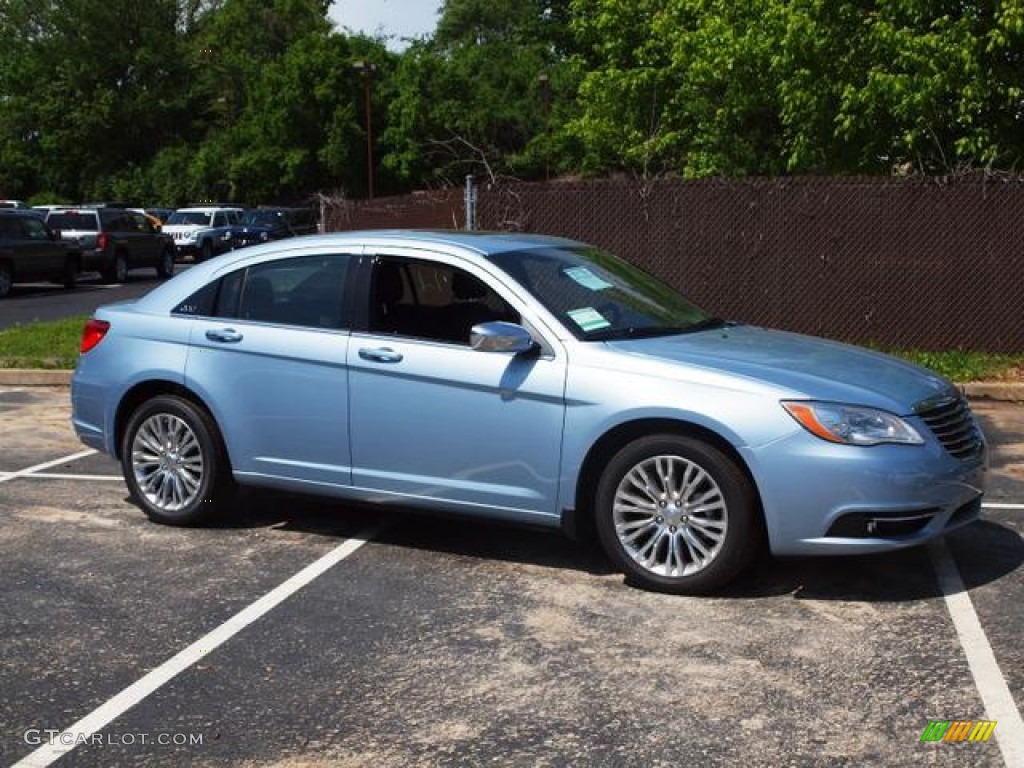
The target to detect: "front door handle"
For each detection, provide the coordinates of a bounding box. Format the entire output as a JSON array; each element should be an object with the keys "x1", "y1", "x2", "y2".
[
  {"x1": 358, "y1": 347, "x2": 403, "y2": 363},
  {"x1": 205, "y1": 328, "x2": 243, "y2": 343}
]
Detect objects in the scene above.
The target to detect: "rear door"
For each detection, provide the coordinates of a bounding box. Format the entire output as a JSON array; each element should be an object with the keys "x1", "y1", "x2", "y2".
[{"x1": 184, "y1": 251, "x2": 356, "y2": 488}]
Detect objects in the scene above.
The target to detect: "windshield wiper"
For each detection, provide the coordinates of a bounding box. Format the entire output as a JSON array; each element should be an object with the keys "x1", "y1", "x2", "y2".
[
  {"x1": 588, "y1": 325, "x2": 690, "y2": 341},
  {"x1": 678, "y1": 317, "x2": 731, "y2": 334}
]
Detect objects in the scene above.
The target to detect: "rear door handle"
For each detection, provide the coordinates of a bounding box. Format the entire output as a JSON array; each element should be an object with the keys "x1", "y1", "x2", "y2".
[
  {"x1": 358, "y1": 347, "x2": 403, "y2": 363},
  {"x1": 205, "y1": 328, "x2": 243, "y2": 343}
]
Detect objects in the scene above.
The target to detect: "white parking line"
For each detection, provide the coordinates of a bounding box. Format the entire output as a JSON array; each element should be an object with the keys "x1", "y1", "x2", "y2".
[
  {"x1": 929, "y1": 540, "x2": 1024, "y2": 767},
  {"x1": 12, "y1": 517, "x2": 392, "y2": 768},
  {"x1": 0, "y1": 449, "x2": 97, "y2": 484},
  {"x1": 983, "y1": 502, "x2": 1024, "y2": 511},
  {"x1": 11, "y1": 472, "x2": 123, "y2": 481}
]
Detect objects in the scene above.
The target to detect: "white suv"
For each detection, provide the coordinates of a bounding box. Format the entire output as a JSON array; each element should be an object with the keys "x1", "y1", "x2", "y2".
[{"x1": 162, "y1": 206, "x2": 244, "y2": 262}]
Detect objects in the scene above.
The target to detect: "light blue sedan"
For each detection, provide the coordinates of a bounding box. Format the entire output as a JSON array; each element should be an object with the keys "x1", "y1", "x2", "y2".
[{"x1": 71, "y1": 231, "x2": 987, "y2": 593}]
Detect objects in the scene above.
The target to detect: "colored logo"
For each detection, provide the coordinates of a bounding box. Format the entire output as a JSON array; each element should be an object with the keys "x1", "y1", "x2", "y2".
[{"x1": 920, "y1": 720, "x2": 997, "y2": 742}]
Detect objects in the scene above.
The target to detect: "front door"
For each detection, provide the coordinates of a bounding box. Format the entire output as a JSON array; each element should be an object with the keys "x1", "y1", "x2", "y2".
[{"x1": 347, "y1": 253, "x2": 567, "y2": 520}]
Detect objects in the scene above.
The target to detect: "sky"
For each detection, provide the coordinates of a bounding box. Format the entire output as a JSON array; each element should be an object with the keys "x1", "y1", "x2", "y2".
[{"x1": 329, "y1": 1, "x2": 444, "y2": 50}]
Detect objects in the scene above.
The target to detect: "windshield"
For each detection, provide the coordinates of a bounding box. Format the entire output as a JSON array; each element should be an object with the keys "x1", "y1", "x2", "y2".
[
  {"x1": 166, "y1": 211, "x2": 212, "y2": 226},
  {"x1": 487, "y1": 246, "x2": 714, "y2": 340}
]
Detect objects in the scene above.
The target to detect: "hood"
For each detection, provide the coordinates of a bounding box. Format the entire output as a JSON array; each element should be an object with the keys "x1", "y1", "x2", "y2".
[{"x1": 606, "y1": 325, "x2": 956, "y2": 415}]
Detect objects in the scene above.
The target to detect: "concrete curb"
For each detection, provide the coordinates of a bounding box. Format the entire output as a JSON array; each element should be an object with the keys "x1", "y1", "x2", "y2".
[
  {"x1": 1, "y1": 367, "x2": 1022, "y2": 402},
  {"x1": 0, "y1": 369, "x2": 73, "y2": 386}
]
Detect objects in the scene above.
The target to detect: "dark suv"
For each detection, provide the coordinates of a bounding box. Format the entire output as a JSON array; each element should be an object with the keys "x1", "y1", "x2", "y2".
[
  {"x1": 0, "y1": 210, "x2": 81, "y2": 297},
  {"x1": 45, "y1": 207, "x2": 176, "y2": 283}
]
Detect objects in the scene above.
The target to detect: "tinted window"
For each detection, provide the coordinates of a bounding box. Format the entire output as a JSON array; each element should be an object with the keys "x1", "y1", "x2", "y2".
[
  {"x1": 0, "y1": 217, "x2": 21, "y2": 238},
  {"x1": 235, "y1": 255, "x2": 350, "y2": 329},
  {"x1": 368, "y1": 257, "x2": 518, "y2": 345},
  {"x1": 173, "y1": 281, "x2": 219, "y2": 316},
  {"x1": 21, "y1": 216, "x2": 51, "y2": 240},
  {"x1": 47, "y1": 212, "x2": 98, "y2": 231}
]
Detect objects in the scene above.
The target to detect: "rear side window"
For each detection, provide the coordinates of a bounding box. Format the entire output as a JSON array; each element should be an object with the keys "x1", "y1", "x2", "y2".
[
  {"x1": 172, "y1": 255, "x2": 351, "y2": 329},
  {"x1": 237, "y1": 255, "x2": 349, "y2": 329}
]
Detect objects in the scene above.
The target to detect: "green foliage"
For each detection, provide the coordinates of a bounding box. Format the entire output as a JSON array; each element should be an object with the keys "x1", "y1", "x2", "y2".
[
  {"x1": 0, "y1": 314, "x2": 91, "y2": 370},
  {"x1": 882, "y1": 347, "x2": 1024, "y2": 383},
  {"x1": 382, "y1": 0, "x2": 575, "y2": 184},
  {"x1": 566, "y1": 0, "x2": 1024, "y2": 176},
  {"x1": 2, "y1": 0, "x2": 1024, "y2": 200}
]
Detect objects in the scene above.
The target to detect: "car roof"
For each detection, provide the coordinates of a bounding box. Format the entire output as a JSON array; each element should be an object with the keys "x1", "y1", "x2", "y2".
[
  {"x1": 315, "y1": 229, "x2": 582, "y2": 253},
  {"x1": 128, "y1": 229, "x2": 584, "y2": 314},
  {"x1": 175, "y1": 207, "x2": 243, "y2": 213}
]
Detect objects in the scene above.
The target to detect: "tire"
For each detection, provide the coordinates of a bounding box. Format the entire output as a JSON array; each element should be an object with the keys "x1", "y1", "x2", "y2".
[
  {"x1": 61, "y1": 256, "x2": 79, "y2": 289},
  {"x1": 121, "y1": 395, "x2": 234, "y2": 526},
  {"x1": 198, "y1": 240, "x2": 213, "y2": 263},
  {"x1": 0, "y1": 262, "x2": 12, "y2": 298},
  {"x1": 156, "y1": 247, "x2": 175, "y2": 279},
  {"x1": 102, "y1": 253, "x2": 128, "y2": 283},
  {"x1": 594, "y1": 434, "x2": 760, "y2": 595}
]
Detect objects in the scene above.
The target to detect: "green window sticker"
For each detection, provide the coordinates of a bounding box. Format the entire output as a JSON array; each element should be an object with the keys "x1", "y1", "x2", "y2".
[
  {"x1": 567, "y1": 307, "x2": 611, "y2": 332},
  {"x1": 564, "y1": 266, "x2": 613, "y2": 291}
]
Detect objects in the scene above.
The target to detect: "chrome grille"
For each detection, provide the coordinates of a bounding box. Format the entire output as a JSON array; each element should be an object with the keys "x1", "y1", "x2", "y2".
[{"x1": 916, "y1": 396, "x2": 983, "y2": 460}]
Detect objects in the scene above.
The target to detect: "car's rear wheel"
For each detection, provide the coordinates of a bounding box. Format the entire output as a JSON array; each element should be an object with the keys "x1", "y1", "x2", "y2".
[
  {"x1": 156, "y1": 248, "x2": 175, "y2": 279},
  {"x1": 102, "y1": 253, "x2": 127, "y2": 283},
  {"x1": 0, "y1": 262, "x2": 12, "y2": 298},
  {"x1": 121, "y1": 395, "x2": 233, "y2": 526},
  {"x1": 595, "y1": 434, "x2": 759, "y2": 594}
]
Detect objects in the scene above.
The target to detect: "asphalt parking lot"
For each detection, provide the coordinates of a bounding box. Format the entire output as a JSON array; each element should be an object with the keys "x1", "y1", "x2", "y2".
[{"x1": 1, "y1": 386, "x2": 1021, "y2": 767}]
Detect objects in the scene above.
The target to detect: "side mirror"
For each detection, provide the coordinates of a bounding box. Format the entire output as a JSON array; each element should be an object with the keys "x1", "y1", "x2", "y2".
[{"x1": 470, "y1": 321, "x2": 536, "y2": 354}]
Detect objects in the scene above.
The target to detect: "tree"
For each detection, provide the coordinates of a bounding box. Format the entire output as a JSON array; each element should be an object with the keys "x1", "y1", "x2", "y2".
[{"x1": 381, "y1": 0, "x2": 576, "y2": 186}]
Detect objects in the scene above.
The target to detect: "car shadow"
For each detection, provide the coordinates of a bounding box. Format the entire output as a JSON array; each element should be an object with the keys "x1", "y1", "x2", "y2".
[{"x1": 206, "y1": 489, "x2": 1023, "y2": 602}]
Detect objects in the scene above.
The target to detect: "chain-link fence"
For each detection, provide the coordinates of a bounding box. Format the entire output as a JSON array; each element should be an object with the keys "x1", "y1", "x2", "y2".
[{"x1": 325, "y1": 176, "x2": 1024, "y2": 352}]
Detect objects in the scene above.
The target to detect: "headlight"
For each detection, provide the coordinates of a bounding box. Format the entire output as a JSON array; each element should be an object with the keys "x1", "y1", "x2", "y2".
[{"x1": 781, "y1": 401, "x2": 924, "y2": 446}]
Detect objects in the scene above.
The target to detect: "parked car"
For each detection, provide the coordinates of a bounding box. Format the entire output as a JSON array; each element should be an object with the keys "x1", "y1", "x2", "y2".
[
  {"x1": 71, "y1": 231, "x2": 986, "y2": 594},
  {"x1": 45, "y1": 207, "x2": 176, "y2": 283},
  {"x1": 162, "y1": 206, "x2": 245, "y2": 262},
  {"x1": 0, "y1": 199, "x2": 30, "y2": 209},
  {"x1": 0, "y1": 209, "x2": 81, "y2": 297},
  {"x1": 231, "y1": 206, "x2": 319, "y2": 249}
]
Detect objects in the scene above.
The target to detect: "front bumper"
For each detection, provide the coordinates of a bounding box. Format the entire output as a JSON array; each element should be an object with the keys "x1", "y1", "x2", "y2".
[{"x1": 745, "y1": 427, "x2": 987, "y2": 556}]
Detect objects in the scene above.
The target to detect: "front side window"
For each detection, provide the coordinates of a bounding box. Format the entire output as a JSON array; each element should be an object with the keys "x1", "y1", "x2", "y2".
[
  {"x1": 487, "y1": 246, "x2": 712, "y2": 340},
  {"x1": 21, "y1": 216, "x2": 51, "y2": 240},
  {"x1": 368, "y1": 257, "x2": 519, "y2": 345}
]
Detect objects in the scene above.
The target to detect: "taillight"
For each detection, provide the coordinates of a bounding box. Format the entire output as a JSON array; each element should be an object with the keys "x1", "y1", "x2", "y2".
[
  {"x1": 80, "y1": 319, "x2": 110, "y2": 353},
  {"x1": 96, "y1": 232, "x2": 108, "y2": 251}
]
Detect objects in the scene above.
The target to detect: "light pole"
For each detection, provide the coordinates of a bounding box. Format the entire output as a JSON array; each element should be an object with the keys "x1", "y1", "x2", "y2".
[{"x1": 353, "y1": 60, "x2": 376, "y2": 199}]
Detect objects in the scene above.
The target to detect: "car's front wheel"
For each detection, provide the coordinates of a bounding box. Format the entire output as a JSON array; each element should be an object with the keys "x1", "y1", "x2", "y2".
[
  {"x1": 595, "y1": 434, "x2": 760, "y2": 594},
  {"x1": 121, "y1": 395, "x2": 233, "y2": 526}
]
